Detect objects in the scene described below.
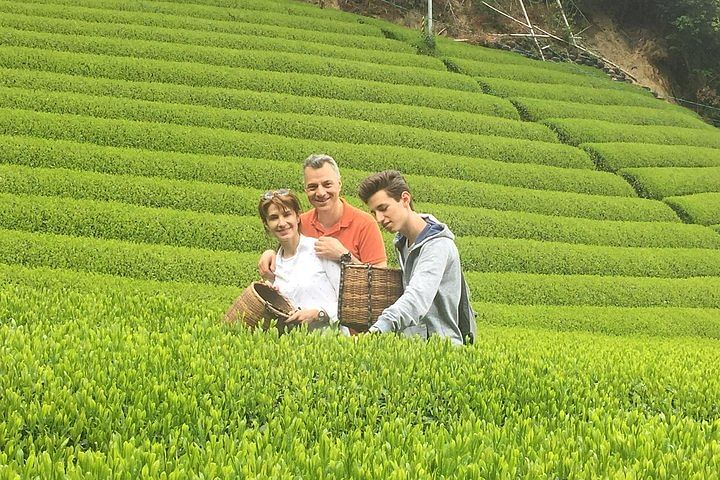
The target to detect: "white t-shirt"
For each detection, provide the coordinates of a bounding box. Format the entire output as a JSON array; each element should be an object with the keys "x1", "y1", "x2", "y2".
[{"x1": 273, "y1": 235, "x2": 344, "y2": 332}]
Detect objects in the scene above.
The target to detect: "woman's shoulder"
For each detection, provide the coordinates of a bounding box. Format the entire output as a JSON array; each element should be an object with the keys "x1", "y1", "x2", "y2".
[{"x1": 298, "y1": 234, "x2": 318, "y2": 249}]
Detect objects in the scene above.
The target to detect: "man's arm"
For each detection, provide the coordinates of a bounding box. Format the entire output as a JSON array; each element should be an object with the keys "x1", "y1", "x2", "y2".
[
  {"x1": 257, "y1": 249, "x2": 277, "y2": 281},
  {"x1": 370, "y1": 243, "x2": 449, "y2": 333},
  {"x1": 356, "y1": 215, "x2": 388, "y2": 266}
]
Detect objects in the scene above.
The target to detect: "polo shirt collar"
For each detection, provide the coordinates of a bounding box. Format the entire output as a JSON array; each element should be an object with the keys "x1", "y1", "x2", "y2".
[{"x1": 310, "y1": 198, "x2": 352, "y2": 233}]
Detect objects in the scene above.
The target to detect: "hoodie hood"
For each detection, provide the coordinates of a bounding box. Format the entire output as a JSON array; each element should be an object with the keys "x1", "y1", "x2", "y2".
[{"x1": 394, "y1": 213, "x2": 455, "y2": 252}]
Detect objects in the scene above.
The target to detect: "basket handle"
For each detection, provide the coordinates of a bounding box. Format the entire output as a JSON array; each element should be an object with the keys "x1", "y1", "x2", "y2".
[{"x1": 366, "y1": 264, "x2": 373, "y2": 325}]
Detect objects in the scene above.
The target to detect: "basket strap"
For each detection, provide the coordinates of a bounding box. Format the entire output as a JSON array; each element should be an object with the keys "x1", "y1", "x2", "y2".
[
  {"x1": 366, "y1": 264, "x2": 373, "y2": 325},
  {"x1": 338, "y1": 261, "x2": 347, "y2": 322}
]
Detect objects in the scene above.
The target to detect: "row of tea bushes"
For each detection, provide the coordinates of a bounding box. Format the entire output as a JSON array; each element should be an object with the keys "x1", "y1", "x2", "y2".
[
  {"x1": 475, "y1": 303, "x2": 720, "y2": 339},
  {"x1": 584, "y1": 143, "x2": 720, "y2": 170},
  {"x1": 0, "y1": 0, "x2": 410, "y2": 52},
  {"x1": 2, "y1": 283, "x2": 719, "y2": 477},
  {"x1": 0, "y1": 27, "x2": 481, "y2": 91},
  {"x1": 0, "y1": 46, "x2": 512, "y2": 115},
  {"x1": 0, "y1": 228, "x2": 256, "y2": 286},
  {"x1": 546, "y1": 118, "x2": 720, "y2": 148},
  {"x1": 478, "y1": 77, "x2": 675, "y2": 109},
  {"x1": 0, "y1": 188, "x2": 712, "y2": 251},
  {"x1": 513, "y1": 97, "x2": 710, "y2": 129},
  {"x1": 457, "y1": 236, "x2": 720, "y2": 277},
  {"x1": 25, "y1": 0, "x2": 383, "y2": 36},
  {"x1": 0, "y1": 133, "x2": 637, "y2": 197},
  {"x1": 620, "y1": 167, "x2": 720, "y2": 199},
  {"x1": 0, "y1": 85, "x2": 558, "y2": 145},
  {"x1": 0, "y1": 193, "x2": 272, "y2": 252},
  {"x1": 0, "y1": 12, "x2": 445, "y2": 70},
  {"x1": 0, "y1": 108, "x2": 593, "y2": 169},
  {"x1": 422, "y1": 202, "x2": 720, "y2": 248},
  {"x1": 0, "y1": 69, "x2": 523, "y2": 135},
  {"x1": 450, "y1": 56, "x2": 642, "y2": 93},
  {"x1": 466, "y1": 272, "x2": 720, "y2": 309},
  {"x1": 0, "y1": 159, "x2": 676, "y2": 224},
  {"x1": 665, "y1": 193, "x2": 720, "y2": 226}
]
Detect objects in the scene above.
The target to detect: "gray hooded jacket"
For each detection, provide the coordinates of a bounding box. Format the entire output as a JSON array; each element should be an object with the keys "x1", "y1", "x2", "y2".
[{"x1": 372, "y1": 214, "x2": 474, "y2": 345}]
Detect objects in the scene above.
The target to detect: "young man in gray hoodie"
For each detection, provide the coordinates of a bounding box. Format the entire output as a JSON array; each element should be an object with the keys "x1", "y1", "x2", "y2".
[{"x1": 358, "y1": 170, "x2": 475, "y2": 345}]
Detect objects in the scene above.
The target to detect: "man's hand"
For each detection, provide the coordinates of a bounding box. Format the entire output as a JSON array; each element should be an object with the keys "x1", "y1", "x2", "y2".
[
  {"x1": 315, "y1": 236, "x2": 349, "y2": 262},
  {"x1": 286, "y1": 308, "x2": 320, "y2": 325},
  {"x1": 258, "y1": 249, "x2": 277, "y2": 281}
]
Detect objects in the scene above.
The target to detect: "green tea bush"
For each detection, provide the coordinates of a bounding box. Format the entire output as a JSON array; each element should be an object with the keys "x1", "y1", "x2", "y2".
[
  {"x1": 0, "y1": 68, "x2": 523, "y2": 131},
  {"x1": 0, "y1": 46, "x2": 512, "y2": 115},
  {"x1": 465, "y1": 272, "x2": 720, "y2": 308},
  {"x1": 664, "y1": 192, "x2": 720, "y2": 225},
  {"x1": 584, "y1": 142, "x2": 720, "y2": 170},
  {"x1": 513, "y1": 97, "x2": 711, "y2": 128},
  {"x1": 0, "y1": 135, "x2": 637, "y2": 197},
  {"x1": 1, "y1": 283, "x2": 720, "y2": 477},
  {"x1": 0, "y1": 0, "x2": 411, "y2": 52},
  {"x1": 476, "y1": 303, "x2": 720, "y2": 338},
  {"x1": 0, "y1": 193, "x2": 272, "y2": 251},
  {"x1": 546, "y1": 118, "x2": 720, "y2": 148},
  {"x1": 0, "y1": 161, "x2": 658, "y2": 225},
  {"x1": 0, "y1": 12, "x2": 444, "y2": 69},
  {"x1": 620, "y1": 167, "x2": 720, "y2": 198},
  {"x1": 0, "y1": 85, "x2": 557, "y2": 145},
  {"x1": 0, "y1": 107, "x2": 592, "y2": 169},
  {"x1": 0, "y1": 164, "x2": 267, "y2": 216},
  {"x1": 16, "y1": 0, "x2": 383, "y2": 36},
  {"x1": 434, "y1": 36, "x2": 607, "y2": 77},
  {"x1": 0, "y1": 228, "x2": 256, "y2": 285},
  {"x1": 421, "y1": 201, "x2": 720, "y2": 248},
  {"x1": 479, "y1": 77, "x2": 678, "y2": 109},
  {"x1": 0, "y1": 28, "x2": 480, "y2": 91},
  {"x1": 457, "y1": 236, "x2": 720, "y2": 277},
  {"x1": 450, "y1": 56, "x2": 644, "y2": 93}
]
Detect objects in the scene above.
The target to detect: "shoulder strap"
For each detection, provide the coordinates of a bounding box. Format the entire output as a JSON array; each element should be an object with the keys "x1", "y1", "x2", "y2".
[{"x1": 458, "y1": 271, "x2": 476, "y2": 345}]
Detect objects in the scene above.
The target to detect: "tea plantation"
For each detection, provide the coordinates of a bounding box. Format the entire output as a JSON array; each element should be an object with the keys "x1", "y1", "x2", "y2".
[{"x1": 1, "y1": 0, "x2": 719, "y2": 477}]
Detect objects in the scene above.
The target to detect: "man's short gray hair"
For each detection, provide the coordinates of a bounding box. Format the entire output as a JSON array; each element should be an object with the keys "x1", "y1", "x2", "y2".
[{"x1": 303, "y1": 154, "x2": 341, "y2": 178}]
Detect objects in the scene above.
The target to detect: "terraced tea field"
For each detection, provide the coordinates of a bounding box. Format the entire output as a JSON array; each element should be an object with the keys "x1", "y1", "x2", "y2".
[{"x1": 1, "y1": 0, "x2": 719, "y2": 477}]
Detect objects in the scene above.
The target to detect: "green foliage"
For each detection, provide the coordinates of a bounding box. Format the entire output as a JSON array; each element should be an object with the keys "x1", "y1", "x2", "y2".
[
  {"x1": 0, "y1": 12, "x2": 444, "y2": 69},
  {"x1": 450, "y1": 56, "x2": 645, "y2": 93},
  {"x1": 2, "y1": 282, "x2": 720, "y2": 477},
  {"x1": 0, "y1": 27, "x2": 481, "y2": 91},
  {"x1": 583, "y1": 142, "x2": 720, "y2": 170},
  {"x1": 0, "y1": 228, "x2": 256, "y2": 285},
  {"x1": 546, "y1": 118, "x2": 720, "y2": 148},
  {"x1": 0, "y1": 107, "x2": 593, "y2": 169},
  {"x1": 620, "y1": 166, "x2": 720, "y2": 198},
  {"x1": 0, "y1": 0, "x2": 412, "y2": 52},
  {"x1": 0, "y1": 67, "x2": 524, "y2": 130},
  {"x1": 458, "y1": 236, "x2": 720, "y2": 277},
  {"x1": 422, "y1": 201, "x2": 720, "y2": 248},
  {"x1": 478, "y1": 76, "x2": 678, "y2": 108},
  {"x1": 476, "y1": 303, "x2": 720, "y2": 338},
  {"x1": 665, "y1": 192, "x2": 720, "y2": 225},
  {"x1": 0, "y1": 193, "x2": 272, "y2": 252},
  {"x1": 466, "y1": 272, "x2": 720, "y2": 308},
  {"x1": 513, "y1": 97, "x2": 711, "y2": 128},
  {"x1": 0, "y1": 45, "x2": 512, "y2": 115}
]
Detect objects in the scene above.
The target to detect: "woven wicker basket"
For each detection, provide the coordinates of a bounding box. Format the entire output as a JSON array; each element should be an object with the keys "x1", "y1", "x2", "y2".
[
  {"x1": 224, "y1": 281, "x2": 297, "y2": 333},
  {"x1": 338, "y1": 264, "x2": 403, "y2": 332}
]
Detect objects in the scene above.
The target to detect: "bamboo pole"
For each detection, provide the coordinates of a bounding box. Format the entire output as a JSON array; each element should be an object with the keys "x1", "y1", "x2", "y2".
[{"x1": 518, "y1": 0, "x2": 545, "y2": 60}]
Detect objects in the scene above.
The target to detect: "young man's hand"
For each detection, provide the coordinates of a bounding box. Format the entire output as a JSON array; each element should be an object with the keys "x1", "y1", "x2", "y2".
[
  {"x1": 258, "y1": 249, "x2": 277, "y2": 281},
  {"x1": 315, "y1": 236, "x2": 350, "y2": 262}
]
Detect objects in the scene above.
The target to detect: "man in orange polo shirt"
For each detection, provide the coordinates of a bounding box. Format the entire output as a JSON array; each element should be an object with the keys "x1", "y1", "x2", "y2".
[{"x1": 258, "y1": 154, "x2": 387, "y2": 281}]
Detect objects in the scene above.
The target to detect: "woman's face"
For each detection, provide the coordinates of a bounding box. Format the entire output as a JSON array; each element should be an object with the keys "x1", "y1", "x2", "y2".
[{"x1": 264, "y1": 203, "x2": 300, "y2": 242}]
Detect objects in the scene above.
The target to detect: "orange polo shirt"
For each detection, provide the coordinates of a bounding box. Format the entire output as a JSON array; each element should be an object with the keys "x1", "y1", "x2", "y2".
[{"x1": 300, "y1": 199, "x2": 387, "y2": 265}]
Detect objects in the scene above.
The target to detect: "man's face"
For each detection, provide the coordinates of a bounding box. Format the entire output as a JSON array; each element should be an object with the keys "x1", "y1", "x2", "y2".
[
  {"x1": 304, "y1": 163, "x2": 342, "y2": 212},
  {"x1": 365, "y1": 189, "x2": 409, "y2": 234}
]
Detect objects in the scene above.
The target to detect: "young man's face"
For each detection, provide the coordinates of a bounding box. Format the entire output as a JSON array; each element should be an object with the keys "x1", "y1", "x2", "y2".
[
  {"x1": 304, "y1": 163, "x2": 342, "y2": 213},
  {"x1": 365, "y1": 189, "x2": 410, "y2": 234}
]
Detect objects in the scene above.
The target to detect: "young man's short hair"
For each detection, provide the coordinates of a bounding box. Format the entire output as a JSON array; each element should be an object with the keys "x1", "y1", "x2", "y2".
[{"x1": 358, "y1": 170, "x2": 414, "y2": 210}]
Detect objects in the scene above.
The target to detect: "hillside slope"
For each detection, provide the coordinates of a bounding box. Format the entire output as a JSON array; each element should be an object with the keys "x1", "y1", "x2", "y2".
[{"x1": 0, "y1": 0, "x2": 719, "y2": 476}]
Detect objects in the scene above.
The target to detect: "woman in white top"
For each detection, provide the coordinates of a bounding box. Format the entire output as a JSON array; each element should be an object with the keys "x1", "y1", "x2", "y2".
[{"x1": 258, "y1": 189, "x2": 344, "y2": 333}]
